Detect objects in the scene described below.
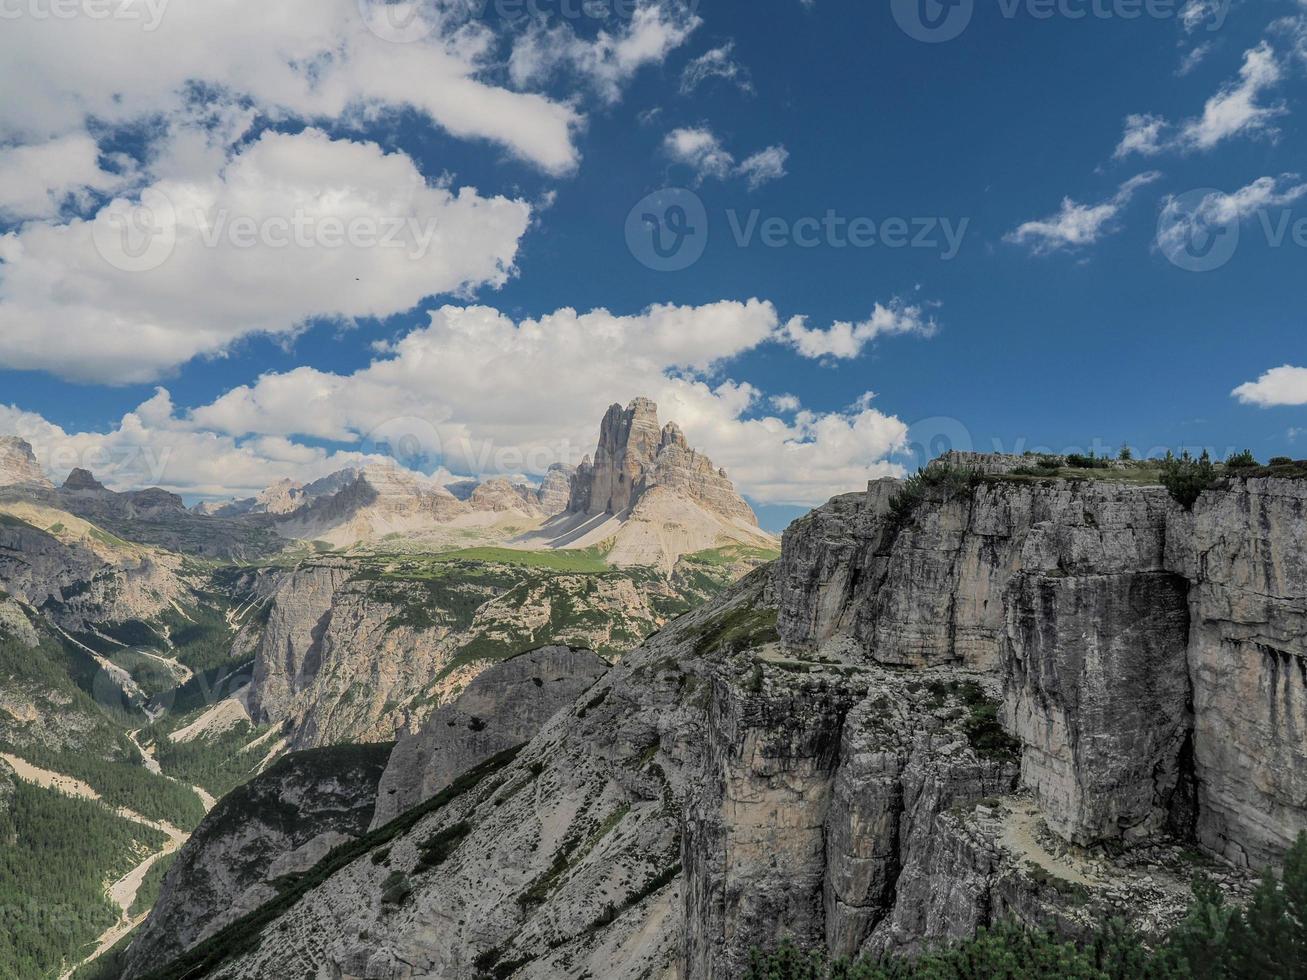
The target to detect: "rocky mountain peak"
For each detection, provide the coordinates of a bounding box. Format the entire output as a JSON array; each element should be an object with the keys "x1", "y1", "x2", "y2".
[
  {"x1": 536, "y1": 462, "x2": 574, "y2": 515},
  {"x1": 0, "y1": 436, "x2": 50, "y2": 488},
  {"x1": 61, "y1": 467, "x2": 106, "y2": 492},
  {"x1": 660, "y1": 420, "x2": 689, "y2": 450},
  {"x1": 566, "y1": 398, "x2": 756, "y2": 527}
]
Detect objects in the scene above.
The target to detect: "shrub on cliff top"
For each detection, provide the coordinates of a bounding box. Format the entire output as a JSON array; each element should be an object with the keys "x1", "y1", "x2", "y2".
[
  {"x1": 1160, "y1": 451, "x2": 1218, "y2": 510},
  {"x1": 887, "y1": 467, "x2": 980, "y2": 529}
]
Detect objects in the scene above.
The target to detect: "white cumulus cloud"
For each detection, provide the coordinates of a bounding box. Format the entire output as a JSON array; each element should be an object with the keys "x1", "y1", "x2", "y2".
[
  {"x1": 1006, "y1": 172, "x2": 1162, "y2": 254},
  {"x1": 0, "y1": 129, "x2": 532, "y2": 384},
  {"x1": 0, "y1": 134, "x2": 130, "y2": 220},
  {"x1": 781, "y1": 301, "x2": 938, "y2": 360},
  {"x1": 1116, "y1": 42, "x2": 1286, "y2": 157},
  {"x1": 1232, "y1": 365, "x2": 1307, "y2": 407}
]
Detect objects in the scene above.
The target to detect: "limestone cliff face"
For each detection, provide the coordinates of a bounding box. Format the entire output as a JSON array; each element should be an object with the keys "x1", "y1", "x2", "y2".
[
  {"x1": 122, "y1": 744, "x2": 392, "y2": 979},
  {"x1": 568, "y1": 398, "x2": 757, "y2": 528},
  {"x1": 779, "y1": 470, "x2": 1303, "y2": 864},
  {"x1": 1165, "y1": 478, "x2": 1307, "y2": 869},
  {"x1": 246, "y1": 557, "x2": 731, "y2": 751},
  {"x1": 780, "y1": 478, "x2": 1175, "y2": 672},
  {"x1": 371, "y1": 645, "x2": 610, "y2": 827},
  {"x1": 0, "y1": 507, "x2": 186, "y2": 629},
  {"x1": 536, "y1": 463, "x2": 574, "y2": 516},
  {"x1": 140, "y1": 462, "x2": 1301, "y2": 980},
  {"x1": 0, "y1": 437, "x2": 50, "y2": 488}
]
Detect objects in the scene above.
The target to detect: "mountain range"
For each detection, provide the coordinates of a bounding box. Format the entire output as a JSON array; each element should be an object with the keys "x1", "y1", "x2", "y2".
[
  {"x1": 2, "y1": 398, "x2": 774, "y2": 574},
  {"x1": 3, "y1": 423, "x2": 1305, "y2": 980}
]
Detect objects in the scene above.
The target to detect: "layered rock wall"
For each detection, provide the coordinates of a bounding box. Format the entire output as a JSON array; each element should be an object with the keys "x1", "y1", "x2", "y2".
[
  {"x1": 371, "y1": 645, "x2": 609, "y2": 827},
  {"x1": 1165, "y1": 479, "x2": 1307, "y2": 868}
]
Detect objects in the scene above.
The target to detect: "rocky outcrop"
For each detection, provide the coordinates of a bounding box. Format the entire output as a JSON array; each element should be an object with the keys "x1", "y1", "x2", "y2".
[
  {"x1": 193, "y1": 478, "x2": 309, "y2": 517},
  {"x1": 273, "y1": 465, "x2": 469, "y2": 547},
  {"x1": 249, "y1": 561, "x2": 354, "y2": 728},
  {"x1": 246, "y1": 555, "x2": 735, "y2": 750},
  {"x1": 536, "y1": 463, "x2": 574, "y2": 516},
  {"x1": 61, "y1": 467, "x2": 105, "y2": 492},
  {"x1": 1003, "y1": 570, "x2": 1192, "y2": 846},
  {"x1": 518, "y1": 399, "x2": 776, "y2": 571},
  {"x1": 122, "y1": 743, "x2": 393, "y2": 978},
  {"x1": 0, "y1": 437, "x2": 49, "y2": 488},
  {"x1": 780, "y1": 477, "x2": 1175, "y2": 672},
  {"x1": 137, "y1": 459, "x2": 1302, "y2": 980},
  {"x1": 469, "y1": 478, "x2": 543, "y2": 516},
  {"x1": 571, "y1": 397, "x2": 665, "y2": 516},
  {"x1": 567, "y1": 399, "x2": 757, "y2": 528},
  {"x1": 0, "y1": 594, "x2": 38, "y2": 647},
  {"x1": 371, "y1": 645, "x2": 609, "y2": 827},
  {"x1": 0, "y1": 507, "x2": 187, "y2": 629},
  {"x1": 1165, "y1": 478, "x2": 1307, "y2": 869}
]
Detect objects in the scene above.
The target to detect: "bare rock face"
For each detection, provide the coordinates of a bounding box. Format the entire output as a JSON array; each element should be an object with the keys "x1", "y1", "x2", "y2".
[
  {"x1": 536, "y1": 463, "x2": 574, "y2": 516},
  {"x1": 122, "y1": 743, "x2": 392, "y2": 979},
  {"x1": 177, "y1": 567, "x2": 1247, "y2": 980},
  {"x1": 1166, "y1": 478, "x2": 1307, "y2": 869},
  {"x1": 245, "y1": 556, "x2": 726, "y2": 751},
  {"x1": 0, "y1": 510, "x2": 186, "y2": 629},
  {"x1": 249, "y1": 561, "x2": 354, "y2": 728},
  {"x1": 1003, "y1": 571, "x2": 1192, "y2": 846},
  {"x1": 781, "y1": 478, "x2": 1175, "y2": 672},
  {"x1": 577, "y1": 396, "x2": 665, "y2": 516},
  {"x1": 139, "y1": 458, "x2": 1302, "y2": 980},
  {"x1": 61, "y1": 467, "x2": 105, "y2": 492},
  {"x1": 684, "y1": 659, "x2": 866, "y2": 978},
  {"x1": 0, "y1": 437, "x2": 50, "y2": 488},
  {"x1": 469, "y1": 477, "x2": 543, "y2": 516},
  {"x1": 568, "y1": 399, "x2": 757, "y2": 528},
  {"x1": 275, "y1": 465, "x2": 470, "y2": 546},
  {"x1": 371, "y1": 645, "x2": 609, "y2": 828}
]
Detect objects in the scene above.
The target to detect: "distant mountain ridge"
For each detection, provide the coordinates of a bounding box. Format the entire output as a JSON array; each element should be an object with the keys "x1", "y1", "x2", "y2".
[{"x1": 0, "y1": 398, "x2": 777, "y2": 571}]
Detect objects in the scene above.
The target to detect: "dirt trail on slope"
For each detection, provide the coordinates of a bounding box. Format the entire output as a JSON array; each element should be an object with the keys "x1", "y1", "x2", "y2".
[
  {"x1": 0, "y1": 750, "x2": 200, "y2": 979},
  {"x1": 0, "y1": 757, "x2": 189, "y2": 977},
  {"x1": 129, "y1": 729, "x2": 218, "y2": 811}
]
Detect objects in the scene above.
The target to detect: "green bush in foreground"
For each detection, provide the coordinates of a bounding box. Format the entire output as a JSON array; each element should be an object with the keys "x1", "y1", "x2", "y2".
[{"x1": 748, "y1": 832, "x2": 1307, "y2": 980}]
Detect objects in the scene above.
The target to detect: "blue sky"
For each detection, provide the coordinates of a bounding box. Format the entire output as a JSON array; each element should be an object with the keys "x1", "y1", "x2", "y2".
[{"x1": 0, "y1": 0, "x2": 1304, "y2": 529}]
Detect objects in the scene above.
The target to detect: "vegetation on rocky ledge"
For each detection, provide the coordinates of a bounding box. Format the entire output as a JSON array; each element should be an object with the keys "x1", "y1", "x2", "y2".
[{"x1": 747, "y1": 832, "x2": 1307, "y2": 979}]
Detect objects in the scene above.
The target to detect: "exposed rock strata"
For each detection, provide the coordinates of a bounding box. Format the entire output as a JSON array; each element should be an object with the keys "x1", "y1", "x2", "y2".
[
  {"x1": 122, "y1": 743, "x2": 392, "y2": 978},
  {"x1": 246, "y1": 557, "x2": 733, "y2": 750},
  {"x1": 568, "y1": 399, "x2": 756, "y2": 528},
  {"x1": 136, "y1": 462, "x2": 1302, "y2": 979},
  {"x1": 1166, "y1": 478, "x2": 1307, "y2": 869},
  {"x1": 0, "y1": 437, "x2": 50, "y2": 488},
  {"x1": 371, "y1": 645, "x2": 609, "y2": 827}
]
